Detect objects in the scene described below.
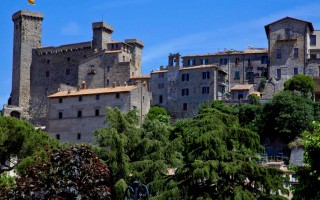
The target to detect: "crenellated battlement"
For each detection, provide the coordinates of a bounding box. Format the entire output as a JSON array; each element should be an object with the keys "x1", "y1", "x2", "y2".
[
  {"x1": 12, "y1": 10, "x2": 44, "y2": 21},
  {"x1": 36, "y1": 42, "x2": 92, "y2": 55}
]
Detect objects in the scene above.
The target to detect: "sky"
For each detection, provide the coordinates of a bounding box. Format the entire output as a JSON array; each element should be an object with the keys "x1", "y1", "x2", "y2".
[{"x1": 1, "y1": 0, "x2": 320, "y2": 107}]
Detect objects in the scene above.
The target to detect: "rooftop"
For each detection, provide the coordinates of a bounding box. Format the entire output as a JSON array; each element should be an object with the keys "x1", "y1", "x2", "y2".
[
  {"x1": 231, "y1": 84, "x2": 254, "y2": 91},
  {"x1": 179, "y1": 65, "x2": 216, "y2": 71},
  {"x1": 48, "y1": 85, "x2": 137, "y2": 98}
]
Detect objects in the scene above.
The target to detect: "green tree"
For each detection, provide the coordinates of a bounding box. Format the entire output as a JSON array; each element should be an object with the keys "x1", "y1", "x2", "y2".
[
  {"x1": 0, "y1": 145, "x2": 112, "y2": 199},
  {"x1": 94, "y1": 107, "x2": 182, "y2": 199},
  {"x1": 292, "y1": 122, "x2": 320, "y2": 200},
  {"x1": 174, "y1": 108, "x2": 287, "y2": 199},
  {"x1": 260, "y1": 91, "x2": 314, "y2": 143},
  {"x1": 145, "y1": 106, "x2": 170, "y2": 124},
  {"x1": 0, "y1": 116, "x2": 60, "y2": 174},
  {"x1": 284, "y1": 74, "x2": 315, "y2": 97}
]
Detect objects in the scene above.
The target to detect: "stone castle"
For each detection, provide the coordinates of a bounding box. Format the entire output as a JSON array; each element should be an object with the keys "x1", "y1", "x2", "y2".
[
  {"x1": 4, "y1": 10, "x2": 320, "y2": 142},
  {"x1": 4, "y1": 10, "x2": 151, "y2": 142}
]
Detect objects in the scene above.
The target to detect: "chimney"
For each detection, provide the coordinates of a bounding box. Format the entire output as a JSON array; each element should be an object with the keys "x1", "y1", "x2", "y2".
[
  {"x1": 67, "y1": 89, "x2": 71, "y2": 94},
  {"x1": 77, "y1": 85, "x2": 80, "y2": 91},
  {"x1": 124, "y1": 81, "x2": 127, "y2": 86},
  {"x1": 81, "y1": 81, "x2": 87, "y2": 89},
  {"x1": 112, "y1": 82, "x2": 116, "y2": 88}
]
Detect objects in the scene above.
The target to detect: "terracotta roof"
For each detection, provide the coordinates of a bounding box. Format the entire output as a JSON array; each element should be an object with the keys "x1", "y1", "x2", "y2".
[
  {"x1": 48, "y1": 86, "x2": 136, "y2": 98},
  {"x1": 104, "y1": 50, "x2": 122, "y2": 54},
  {"x1": 243, "y1": 48, "x2": 268, "y2": 54},
  {"x1": 179, "y1": 65, "x2": 216, "y2": 71},
  {"x1": 231, "y1": 84, "x2": 254, "y2": 91},
  {"x1": 130, "y1": 75, "x2": 151, "y2": 79},
  {"x1": 265, "y1": 16, "x2": 314, "y2": 36},
  {"x1": 182, "y1": 49, "x2": 268, "y2": 57},
  {"x1": 250, "y1": 91, "x2": 261, "y2": 96},
  {"x1": 151, "y1": 70, "x2": 168, "y2": 74}
]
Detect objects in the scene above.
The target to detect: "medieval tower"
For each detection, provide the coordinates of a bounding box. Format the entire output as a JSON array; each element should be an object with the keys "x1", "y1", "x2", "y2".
[{"x1": 11, "y1": 10, "x2": 43, "y2": 114}]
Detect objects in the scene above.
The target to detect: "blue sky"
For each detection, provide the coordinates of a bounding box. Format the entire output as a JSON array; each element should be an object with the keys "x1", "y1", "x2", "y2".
[{"x1": 1, "y1": 0, "x2": 320, "y2": 107}]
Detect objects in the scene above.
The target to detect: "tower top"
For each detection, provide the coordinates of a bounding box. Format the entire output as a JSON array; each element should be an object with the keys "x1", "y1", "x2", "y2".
[
  {"x1": 92, "y1": 22, "x2": 114, "y2": 34},
  {"x1": 12, "y1": 10, "x2": 44, "y2": 21}
]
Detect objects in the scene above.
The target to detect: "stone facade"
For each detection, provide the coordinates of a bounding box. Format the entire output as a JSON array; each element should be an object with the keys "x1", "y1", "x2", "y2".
[
  {"x1": 150, "y1": 53, "x2": 228, "y2": 119},
  {"x1": 5, "y1": 10, "x2": 144, "y2": 126},
  {"x1": 264, "y1": 17, "x2": 320, "y2": 98},
  {"x1": 47, "y1": 83, "x2": 150, "y2": 143}
]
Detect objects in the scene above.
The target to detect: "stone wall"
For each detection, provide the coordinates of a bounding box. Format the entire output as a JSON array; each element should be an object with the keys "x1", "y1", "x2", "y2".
[
  {"x1": 47, "y1": 89, "x2": 132, "y2": 143},
  {"x1": 11, "y1": 11, "x2": 43, "y2": 113}
]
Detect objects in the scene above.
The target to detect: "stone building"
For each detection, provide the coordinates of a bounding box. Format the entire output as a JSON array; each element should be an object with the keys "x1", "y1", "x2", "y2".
[
  {"x1": 150, "y1": 53, "x2": 228, "y2": 118},
  {"x1": 47, "y1": 82, "x2": 150, "y2": 143},
  {"x1": 150, "y1": 49, "x2": 268, "y2": 118},
  {"x1": 4, "y1": 10, "x2": 144, "y2": 126},
  {"x1": 264, "y1": 17, "x2": 320, "y2": 97}
]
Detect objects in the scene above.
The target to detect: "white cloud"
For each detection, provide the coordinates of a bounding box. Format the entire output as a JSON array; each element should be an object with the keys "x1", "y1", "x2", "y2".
[{"x1": 61, "y1": 22, "x2": 80, "y2": 36}]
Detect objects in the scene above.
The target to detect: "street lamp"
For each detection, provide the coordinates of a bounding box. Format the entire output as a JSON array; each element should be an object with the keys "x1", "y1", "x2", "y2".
[{"x1": 124, "y1": 180, "x2": 149, "y2": 200}]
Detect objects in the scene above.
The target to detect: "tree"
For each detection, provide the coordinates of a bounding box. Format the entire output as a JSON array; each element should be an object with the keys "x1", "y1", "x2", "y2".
[
  {"x1": 292, "y1": 122, "x2": 320, "y2": 200},
  {"x1": 173, "y1": 108, "x2": 287, "y2": 199},
  {"x1": 260, "y1": 91, "x2": 314, "y2": 143},
  {"x1": 94, "y1": 107, "x2": 182, "y2": 199},
  {"x1": 0, "y1": 145, "x2": 112, "y2": 199},
  {"x1": 284, "y1": 74, "x2": 315, "y2": 97},
  {"x1": 0, "y1": 116, "x2": 60, "y2": 174}
]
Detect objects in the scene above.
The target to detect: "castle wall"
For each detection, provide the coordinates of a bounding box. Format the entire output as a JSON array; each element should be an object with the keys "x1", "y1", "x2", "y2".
[{"x1": 29, "y1": 44, "x2": 94, "y2": 122}]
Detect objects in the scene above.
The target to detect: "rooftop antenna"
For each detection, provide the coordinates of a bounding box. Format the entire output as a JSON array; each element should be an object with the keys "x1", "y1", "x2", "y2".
[{"x1": 102, "y1": 13, "x2": 104, "y2": 22}]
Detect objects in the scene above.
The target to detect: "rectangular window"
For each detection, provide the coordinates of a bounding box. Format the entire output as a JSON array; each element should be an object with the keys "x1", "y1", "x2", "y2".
[
  {"x1": 202, "y1": 87, "x2": 210, "y2": 94},
  {"x1": 66, "y1": 69, "x2": 71, "y2": 75},
  {"x1": 238, "y1": 92, "x2": 244, "y2": 100},
  {"x1": 202, "y1": 71, "x2": 210, "y2": 79},
  {"x1": 182, "y1": 73, "x2": 189, "y2": 81},
  {"x1": 182, "y1": 88, "x2": 189, "y2": 96},
  {"x1": 159, "y1": 95, "x2": 163, "y2": 104},
  {"x1": 96, "y1": 95, "x2": 100, "y2": 100},
  {"x1": 235, "y1": 58, "x2": 240, "y2": 65},
  {"x1": 158, "y1": 73, "x2": 164, "y2": 78},
  {"x1": 285, "y1": 28, "x2": 291, "y2": 39},
  {"x1": 200, "y1": 58, "x2": 209, "y2": 65},
  {"x1": 183, "y1": 103, "x2": 188, "y2": 111},
  {"x1": 310, "y1": 35, "x2": 316, "y2": 45},
  {"x1": 277, "y1": 69, "x2": 281, "y2": 79},
  {"x1": 116, "y1": 93, "x2": 120, "y2": 98},
  {"x1": 56, "y1": 134, "x2": 60, "y2": 140},
  {"x1": 59, "y1": 98, "x2": 62, "y2": 103},
  {"x1": 247, "y1": 59, "x2": 251, "y2": 66},
  {"x1": 79, "y1": 96, "x2": 82, "y2": 102},
  {"x1": 95, "y1": 109, "x2": 100, "y2": 116},
  {"x1": 46, "y1": 71, "x2": 50, "y2": 78},
  {"x1": 294, "y1": 48, "x2": 298, "y2": 58},
  {"x1": 234, "y1": 71, "x2": 240, "y2": 79},
  {"x1": 261, "y1": 56, "x2": 268, "y2": 64},
  {"x1": 77, "y1": 133, "x2": 81, "y2": 140},
  {"x1": 276, "y1": 49, "x2": 282, "y2": 59},
  {"x1": 158, "y1": 83, "x2": 164, "y2": 89},
  {"x1": 188, "y1": 59, "x2": 196, "y2": 66},
  {"x1": 47, "y1": 59, "x2": 50, "y2": 64},
  {"x1": 318, "y1": 66, "x2": 320, "y2": 77},
  {"x1": 246, "y1": 72, "x2": 254, "y2": 80},
  {"x1": 78, "y1": 111, "x2": 82, "y2": 118},
  {"x1": 58, "y1": 112, "x2": 63, "y2": 119},
  {"x1": 294, "y1": 68, "x2": 298, "y2": 75},
  {"x1": 67, "y1": 57, "x2": 70, "y2": 61},
  {"x1": 220, "y1": 58, "x2": 228, "y2": 65}
]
